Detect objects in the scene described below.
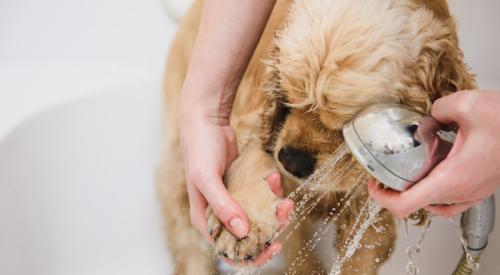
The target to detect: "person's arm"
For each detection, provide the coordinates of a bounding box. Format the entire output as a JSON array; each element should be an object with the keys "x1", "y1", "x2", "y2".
[
  {"x1": 368, "y1": 90, "x2": 500, "y2": 218},
  {"x1": 181, "y1": 0, "x2": 276, "y2": 122},
  {"x1": 179, "y1": 0, "x2": 291, "y2": 265}
]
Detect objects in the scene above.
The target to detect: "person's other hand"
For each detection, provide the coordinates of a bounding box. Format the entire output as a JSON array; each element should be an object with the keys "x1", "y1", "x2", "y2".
[
  {"x1": 369, "y1": 91, "x2": 500, "y2": 218},
  {"x1": 180, "y1": 112, "x2": 294, "y2": 266}
]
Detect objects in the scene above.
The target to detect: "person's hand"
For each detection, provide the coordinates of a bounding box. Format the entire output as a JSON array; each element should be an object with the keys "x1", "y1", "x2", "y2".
[
  {"x1": 179, "y1": 112, "x2": 294, "y2": 266},
  {"x1": 368, "y1": 90, "x2": 500, "y2": 218},
  {"x1": 180, "y1": 112, "x2": 244, "y2": 239}
]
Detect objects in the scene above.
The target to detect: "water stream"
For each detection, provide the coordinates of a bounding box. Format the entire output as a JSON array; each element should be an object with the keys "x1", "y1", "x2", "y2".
[
  {"x1": 403, "y1": 215, "x2": 433, "y2": 275},
  {"x1": 230, "y1": 144, "x2": 386, "y2": 274},
  {"x1": 328, "y1": 200, "x2": 382, "y2": 275}
]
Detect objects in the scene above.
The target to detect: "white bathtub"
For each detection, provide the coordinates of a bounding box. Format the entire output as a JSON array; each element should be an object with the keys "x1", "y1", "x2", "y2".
[
  {"x1": 1, "y1": 0, "x2": 499, "y2": 274},
  {"x1": 0, "y1": 85, "x2": 172, "y2": 275}
]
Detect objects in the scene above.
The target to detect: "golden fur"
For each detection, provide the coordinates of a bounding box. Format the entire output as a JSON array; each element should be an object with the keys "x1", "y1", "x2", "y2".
[{"x1": 156, "y1": 0, "x2": 475, "y2": 274}]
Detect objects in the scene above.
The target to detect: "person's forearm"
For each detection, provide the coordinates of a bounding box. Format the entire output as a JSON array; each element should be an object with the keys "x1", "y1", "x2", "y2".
[{"x1": 181, "y1": 0, "x2": 276, "y2": 123}]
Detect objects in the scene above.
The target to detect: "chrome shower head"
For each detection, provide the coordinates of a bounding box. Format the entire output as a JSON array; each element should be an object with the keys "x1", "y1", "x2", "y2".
[
  {"x1": 342, "y1": 103, "x2": 454, "y2": 191},
  {"x1": 342, "y1": 103, "x2": 495, "y2": 271}
]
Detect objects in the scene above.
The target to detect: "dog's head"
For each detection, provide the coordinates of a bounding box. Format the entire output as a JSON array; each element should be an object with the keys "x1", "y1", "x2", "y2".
[{"x1": 261, "y1": 0, "x2": 475, "y2": 190}]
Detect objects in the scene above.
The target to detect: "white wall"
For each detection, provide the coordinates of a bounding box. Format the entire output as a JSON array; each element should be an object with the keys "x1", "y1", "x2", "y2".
[
  {"x1": 449, "y1": 0, "x2": 500, "y2": 89},
  {"x1": 0, "y1": 0, "x2": 177, "y2": 139}
]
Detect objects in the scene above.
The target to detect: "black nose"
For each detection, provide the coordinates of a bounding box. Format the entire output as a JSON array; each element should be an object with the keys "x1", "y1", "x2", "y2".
[{"x1": 278, "y1": 147, "x2": 316, "y2": 179}]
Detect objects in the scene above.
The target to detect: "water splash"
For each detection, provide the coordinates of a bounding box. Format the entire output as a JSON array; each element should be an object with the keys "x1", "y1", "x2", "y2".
[
  {"x1": 278, "y1": 145, "x2": 351, "y2": 242},
  {"x1": 234, "y1": 145, "x2": 352, "y2": 275},
  {"x1": 287, "y1": 145, "x2": 350, "y2": 201},
  {"x1": 403, "y1": 215, "x2": 433, "y2": 275},
  {"x1": 328, "y1": 200, "x2": 382, "y2": 275},
  {"x1": 284, "y1": 175, "x2": 368, "y2": 273},
  {"x1": 229, "y1": 144, "x2": 373, "y2": 275},
  {"x1": 281, "y1": 162, "x2": 354, "y2": 242}
]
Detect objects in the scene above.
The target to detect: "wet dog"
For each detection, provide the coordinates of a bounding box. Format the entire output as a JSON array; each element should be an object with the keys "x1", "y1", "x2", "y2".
[{"x1": 156, "y1": 0, "x2": 475, "y2": 273}]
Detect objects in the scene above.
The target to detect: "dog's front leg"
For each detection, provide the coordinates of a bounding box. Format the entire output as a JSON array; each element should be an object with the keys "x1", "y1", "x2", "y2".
[{"x1": 206, "y1": 145, "x2": 283, "y2": 262}]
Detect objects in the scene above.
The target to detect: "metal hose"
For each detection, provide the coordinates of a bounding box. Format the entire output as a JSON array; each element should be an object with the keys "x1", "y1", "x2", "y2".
[
  {"x1": 452, "y1": 252, "x2": 480, "y2": 275},
  {"x1": 453, "y1": 195, "x2": 495, "y2": 275}
]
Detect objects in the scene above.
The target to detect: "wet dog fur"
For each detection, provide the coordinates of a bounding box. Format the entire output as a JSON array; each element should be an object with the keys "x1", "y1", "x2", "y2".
[{"x1": 156, "y1": 0, "x2": 475, "y2": 274}]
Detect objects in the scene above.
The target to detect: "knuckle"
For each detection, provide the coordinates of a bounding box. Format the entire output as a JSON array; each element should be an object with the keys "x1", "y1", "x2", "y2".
[{"x1": 455, "y1": 91, "x2": 476, "y2": 117}]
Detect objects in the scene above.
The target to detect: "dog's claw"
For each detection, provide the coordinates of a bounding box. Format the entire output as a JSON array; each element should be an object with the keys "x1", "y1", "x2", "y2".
[{"x1": 206, "y1": 208, "x2": 223, "y2": 240}]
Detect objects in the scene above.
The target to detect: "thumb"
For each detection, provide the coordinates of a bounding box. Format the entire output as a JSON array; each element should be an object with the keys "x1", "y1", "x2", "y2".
[
  {"x1": 431, "y1": 91, "x2": 474, "y2": 127},
  {"x1": 194, "y1": 173, "x2": 249, "y2": 238}
]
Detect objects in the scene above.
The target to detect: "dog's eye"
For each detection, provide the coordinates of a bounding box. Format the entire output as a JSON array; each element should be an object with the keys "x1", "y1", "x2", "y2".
[
  {"x1": 269, "y1": 98, "x2": 290, "y2": 134},
  {"x1": 262, "y1": 96, "x2": 290, "y2": 153}
]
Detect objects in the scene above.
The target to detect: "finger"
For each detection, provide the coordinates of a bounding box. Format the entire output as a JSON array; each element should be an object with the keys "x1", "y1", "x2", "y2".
[
  {"x1": 368, "y1": 160, "x2": 461, "y2": 218},
  {"x1": 396, "y1": 163, "x2": 462, "y2": 214},
  {"x1": 268, "y1": 172, "x2": 284, "y2": 198},
  {"x1": 431, "y1": 91, "x2": 474, "y2": 126},
  {"x1": 424, "y1": 201, "x2": 478, "y2": 218},
  {"x1": 268, "y1": 172, "x2": 294, "y2": 229},
  {"x1": 368, "y1": 180, "x2": 410, "y2": 218},
  {"x1": 187, "y1": 184, "x2": 213, "y2": 243},
  {"x1": 193, "y1": 173, "x2": 249, "y2": 238},
  {"x1": 276, "y1": 199, "x2": 294, "y2": 230}
]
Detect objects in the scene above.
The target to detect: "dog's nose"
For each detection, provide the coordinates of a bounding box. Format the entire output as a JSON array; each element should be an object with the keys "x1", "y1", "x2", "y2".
[{"x1": 278, "y1": 147, "x2": 316, "y2": 179}]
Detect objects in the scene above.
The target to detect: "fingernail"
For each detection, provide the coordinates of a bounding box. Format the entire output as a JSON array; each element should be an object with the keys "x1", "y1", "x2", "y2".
[{"x1": 229, "y1": 217, "x2": 246, "y2": 237}]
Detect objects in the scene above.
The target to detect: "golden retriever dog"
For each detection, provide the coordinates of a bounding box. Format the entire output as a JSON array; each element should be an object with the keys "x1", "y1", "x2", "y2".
[{"x1": 156, "y1": 0, "x2": 475, "y2": 274}]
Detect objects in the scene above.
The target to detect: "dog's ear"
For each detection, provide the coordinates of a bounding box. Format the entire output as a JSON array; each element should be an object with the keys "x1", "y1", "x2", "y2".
[
  {"x1": 408, "y1": 16, "x2": 476, "y2": 111},
  {"x1": 260, "y1": 45, "x2": 290, "y2": 153}
]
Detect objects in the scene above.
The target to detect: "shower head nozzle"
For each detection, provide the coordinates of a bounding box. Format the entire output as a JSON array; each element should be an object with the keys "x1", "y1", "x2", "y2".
[{"x1": 342, "y1": 103, "x2": 454, "y2": 191}]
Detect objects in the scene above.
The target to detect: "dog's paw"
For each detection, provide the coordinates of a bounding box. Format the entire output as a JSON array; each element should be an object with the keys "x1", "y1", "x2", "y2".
[
  {"x1": 206, "y1": 207, "x2": 223, "y2": 240},
  {"x1": 206, "y1": 202, "x2": 280, "y2": 262}
]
